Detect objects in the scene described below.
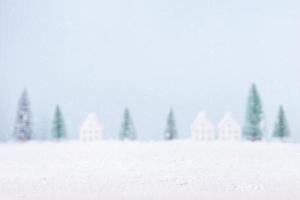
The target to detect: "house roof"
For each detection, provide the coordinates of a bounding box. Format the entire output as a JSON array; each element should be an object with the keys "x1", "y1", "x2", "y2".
[
  {"x1": 80, "y1": 113, "x2": 102, "y2": 131},
  {"x1": 218, "y1": 113, "x2": 240, "y2": 130},
  {"x1": 191, "y1": 112, "x2": 214, "y2": 130}
]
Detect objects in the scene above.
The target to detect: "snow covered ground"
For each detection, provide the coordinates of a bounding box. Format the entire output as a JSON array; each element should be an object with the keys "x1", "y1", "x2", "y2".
[{"x1": 0, "y1": 140, "x2": 299, "y2": 200}]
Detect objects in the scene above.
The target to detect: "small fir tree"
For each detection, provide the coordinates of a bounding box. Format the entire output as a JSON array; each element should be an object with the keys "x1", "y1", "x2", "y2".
[
  {"x1": 164, "y1": 108, "x2": 177, "y2": 140},
  {"x1": 119, "y1": 108, "x2": 136, "y2": 140},
  {"x1": 14, "y1": 89, "x2": 32, "y2": 141},
  {"x1": 52, "y1": 105, "x2": 66, "y2": 140},
  {"x1": 273, "y1": 106, "x2": 290, "y2": 140},
  {"x1": 243, "y1": 84, "x2": 264, "y2": 141}
]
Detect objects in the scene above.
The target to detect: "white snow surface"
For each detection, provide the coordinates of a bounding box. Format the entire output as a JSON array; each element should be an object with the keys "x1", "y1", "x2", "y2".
[{"x1": 0, "y1": 140, "x2": 299, "y2": 200}]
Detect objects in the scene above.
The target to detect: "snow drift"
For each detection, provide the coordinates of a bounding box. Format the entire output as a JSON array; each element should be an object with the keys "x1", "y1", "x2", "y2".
[{"x1": 0, "y1": 140, "x2": 299, "y2": 200}]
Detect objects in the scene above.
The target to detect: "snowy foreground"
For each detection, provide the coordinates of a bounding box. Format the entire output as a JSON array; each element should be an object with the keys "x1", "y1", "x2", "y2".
[{"x1": 0, "y1": 141, "x2": 300, "y2": 200}]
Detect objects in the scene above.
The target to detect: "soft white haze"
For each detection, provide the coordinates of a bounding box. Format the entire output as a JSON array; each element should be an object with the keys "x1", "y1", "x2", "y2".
[{"x1": 0, "y1": 0, "x2": 299, "y2": 141}]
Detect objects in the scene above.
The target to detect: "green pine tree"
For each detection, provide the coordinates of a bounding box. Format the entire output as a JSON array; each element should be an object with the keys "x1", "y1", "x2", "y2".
[
  {"x1": 52, "y1": 105, "x2": 66, "y2": 140},
  {"x1": 164, "y1": 108, "x2": 177, "y2": 140},
  {"x1": 273, "y1": 106, "x2": 290, "y2": 140},
  {"x1": 119, "y1": 108, "x2": 136, "y2": 140},
  {"x1": 243, "y1": 84, "x2": 264, "y2": 141}
]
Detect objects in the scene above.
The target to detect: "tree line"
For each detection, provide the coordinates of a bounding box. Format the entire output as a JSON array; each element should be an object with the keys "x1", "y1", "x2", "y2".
[{"x1": 12, "y1": 83, "x2": 290, "y2": 142}]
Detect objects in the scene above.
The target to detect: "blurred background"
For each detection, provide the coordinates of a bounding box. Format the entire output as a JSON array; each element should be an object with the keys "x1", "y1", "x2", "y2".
[{"x1": 0, "y1": 0, "x2": 299, "y2": 141}]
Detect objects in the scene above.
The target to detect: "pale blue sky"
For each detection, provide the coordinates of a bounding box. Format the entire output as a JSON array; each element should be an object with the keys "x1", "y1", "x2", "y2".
[{"x1": 0, "y1": 0, "x2": 299, "y2": 141}]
